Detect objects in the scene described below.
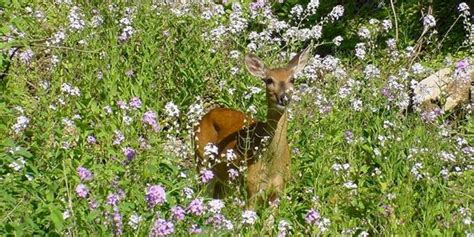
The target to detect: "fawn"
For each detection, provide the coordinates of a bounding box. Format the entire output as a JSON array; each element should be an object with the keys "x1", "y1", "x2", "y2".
[{"x1": 194, "y1": 47, "x2": 311, "y2": 206}]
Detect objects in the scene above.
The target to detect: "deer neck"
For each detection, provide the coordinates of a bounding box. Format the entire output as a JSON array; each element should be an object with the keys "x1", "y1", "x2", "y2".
[{"x1": 258, "y1": 105, "x2": 288, "y2": 152}]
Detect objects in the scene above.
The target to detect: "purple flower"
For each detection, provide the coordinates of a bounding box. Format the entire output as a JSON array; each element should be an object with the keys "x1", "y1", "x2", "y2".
[
  {"x1": 187, "y1": 198, "x2": 205, "y2": 216},
  {"x1": 171, "y1": 205, "x2": 185, "y2": 221},
  {"x1": 145, "y1": 185, "x2": 166, "y2": 208},
  {"x1": 200, "y1": 169, "x2": 214, "y2": 183},
  {"x1": 344, "y1": 130, "x2": 354, "y2": 143},
  {"x1": 77, "y1": 166, "x2": 93, "y2": 181},
  {"x1": 117, "y1": 100, "x2": 129, "y2": 110},
  {"x1": 304, "y1": 209, "x2": 321, "y2": 224},
  {"x1": 19, "y1": 48, "x2": 34, "y2": 64},
  {"x1": 150, "y1": 218, "x2": 174, "y2": 236},
  {"x1": 86, "y1": 135, "x2": 96, "y2": 144},
  {"x1": 89, "y1": 199, "x2": 99, "y2": 209},
  {"x1": 112, "y1": 206, "x2": 123, "y2": 236},
  {"x1": 206, "y1": 213, "x2": 225, "y2": 227},
  {"x1": 113, "y1": 130, "x2": 125, "y2": 145},
  {"x1": 142, "y1": 111, "x2": 160, "y2": 132},
  {"x1": 250, "y1": 0, "x2": 265, "y2": 11},
  {"x1": 228, "y1": 168, "x2": 239, "y2": 180},
  {"x1": 129, "y1": 97, "x2": 141, "y2": 109},
  {"x1": 456, "y1": 59, "x2": 469, "y2": 70},
  {"x1": 420, "y1": 108, "x2": 444, "y2": 123},
  {"x1": 122, "y1": 147, "x2": 136, "y2": 161},
  {"x1": 75, "y1": 184, "x2": 89, "y2": 198},
  {"x1": 107, "y1": 193, "x2": 120, "y2": 206}
]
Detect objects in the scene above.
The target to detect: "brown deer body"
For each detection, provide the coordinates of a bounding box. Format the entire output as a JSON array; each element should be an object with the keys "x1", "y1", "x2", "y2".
[{"x1": 195, "y1": 47, "x2": 311, "y2": 206}]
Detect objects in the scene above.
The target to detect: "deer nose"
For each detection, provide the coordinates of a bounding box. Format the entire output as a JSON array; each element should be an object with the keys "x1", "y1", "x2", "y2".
[{"x1": 277, "y1": 93, "x2": 290, "y2": 106}]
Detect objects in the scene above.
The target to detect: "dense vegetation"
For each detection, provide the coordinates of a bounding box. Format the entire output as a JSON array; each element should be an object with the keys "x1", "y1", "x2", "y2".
[{"x1": 1, "y1": 1, "x2": 473, "y2": 236}]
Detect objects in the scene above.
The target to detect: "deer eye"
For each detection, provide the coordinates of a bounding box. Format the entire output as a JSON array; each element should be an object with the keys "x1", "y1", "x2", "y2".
[
  {"x1": 264, "y1": 78, "x2": 274, "y2": 85},
  {"x1": 290, "y1": 78, "x2": 295, "y2": 84}
]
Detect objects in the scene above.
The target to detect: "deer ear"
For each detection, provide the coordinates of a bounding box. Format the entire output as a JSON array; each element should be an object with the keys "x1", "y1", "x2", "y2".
[
  {"x1": 287, "y1": 46, "x2": 311, "y2": 75},
  {"x1": 245, "y1": 54, "x2": 266, "y2": 78}
]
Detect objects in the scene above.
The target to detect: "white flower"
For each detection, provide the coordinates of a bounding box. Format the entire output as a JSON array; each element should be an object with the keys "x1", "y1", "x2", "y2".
[
  {"x1": 9, "y1": 157, "x2": 26, "y2": 171},
  {"x1": 165, "y1": 101, "x2": 180, "y2": 117},
  {"x1": 386, "y1": 38, "x2": 397, "y2": 50},
  {"x1": 307, "y1": 0, "x2": 320, "y2": 14},
  {"x1": 12, "y1": 115, "x2": 29, "y2": 134},
  {"x1": 351, "y1": 98, "x2": 363, "y2": 111},
  {"x1": 364, "y1": 64, "x2": 380, "y2": 78},
  {"x1": 68, "y1": 6, "x2": 85, "y2": 31},
  {"x1": 208, "y1": 199, "x2": 225, "y2": 214},
  {"x1": 355, "y1": 43, "x2": 366, "y2": 59},
  {"x1": 369, "y1": 18, "x2": 379, "y2": 25},
  {"x1": 343, "y1": 181, "x2": 357, "y2": 189},
  {"x1": 242, "y1": 210, "x2": 258, "y2": 225},
  {"x1": 382, "y1": 19, "x2": 392, "y2": 31},
  {"x1": 458, "y1": 2, "x2": 470, "y2": 13},
  {"x1": 204, "y1": 143, "x2": 218, "y2": 159},
  {"x1": 423, "y1": 14, "x2": 436, "y2": 28},
  {"x1": 411, "y1": 63, "x2": 424, "y2": 74},
  {"x1": 63, "y1": 210, "x2": 71, "y2": 220},
  {"x1": 332, "y1": 36, "x2": 343, "y2": 46},
  {"x1": 128, "y1": 214, "x2": 143, "y2": 230},
  {"x1": 229, "y1": 50, "x2": 240, "y2": 59},
  {"x1": 357, "y1": 26, "x2": 371, "y2": 40},
  {"x1": 328, "y1": 5, "x2": 344, "y2": 22},
  {"x1": 290, "y1": 4, "x2": 304, "y2": 19}
]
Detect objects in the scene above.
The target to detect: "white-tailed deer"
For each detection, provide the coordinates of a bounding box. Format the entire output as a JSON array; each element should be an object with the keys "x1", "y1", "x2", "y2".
[{"x1": 194, "y1": 47, "x2": 311, "y2": 206}]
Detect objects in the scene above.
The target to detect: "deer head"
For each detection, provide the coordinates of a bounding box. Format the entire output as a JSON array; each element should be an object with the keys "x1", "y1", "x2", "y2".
[{"x1": 244, "y1": 46, "x2": 311, "y2": 111}]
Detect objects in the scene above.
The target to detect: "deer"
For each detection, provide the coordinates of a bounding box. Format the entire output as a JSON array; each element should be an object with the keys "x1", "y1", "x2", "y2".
[{"x1": 194, "y1": 46, "x2": 311, "y2": 207}]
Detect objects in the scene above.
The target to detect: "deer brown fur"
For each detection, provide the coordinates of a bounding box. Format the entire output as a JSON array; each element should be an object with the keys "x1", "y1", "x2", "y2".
[{"x1": 194, "y1": 47, "x2": 311, "y2": 207}]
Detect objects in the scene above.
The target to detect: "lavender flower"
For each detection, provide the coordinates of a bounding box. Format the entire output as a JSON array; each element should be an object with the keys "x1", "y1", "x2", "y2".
[
  {"x1": 75, "y1": 183, "x2": 89, "y2": 198},
  {"x1": 122, "y1": 147, "x2": 136, "y2": 161},
  {"x1": 117, "y1": 100, "x2": 129, "y2": 110},
  {"x1": 77, "y1": 166, "x2": 93, "y2": 181},
  {"x1": 304, "y1": 209, "x2": 320, "y2": 224},
  {"x1": 129, "y1": 97, "x2": 141, "y2": 109},
  {"x1": 143, "y1": 111, "x2": 160, "y2": 131},
  {"x1": 344, "y1": 130, "x2": 354, "y2": 143},
  {"x1": 112, "y1": 206, "x2": 123, "y2": 236},
  {"x1": 200, "y1": 169, "x2": 214, "y2": 183},
  {"x1": 171, "y1": 205, "x2": 185, "y2": 220},
  {"x1": 145, "y1": 185, "x2": 166, "y2": 208},
  {"x1": 187, "y1": 198, "x2": 205, "y2": 216},
  {"x1": 107, "y1": 193, "x2": 120, "y2": 206},
  {"x1": 88, "y1": 199, "x2": 98, "y2": 209},
  {"x1": 19, "y1": 48, "x2": 34, "y2": 64},
  {"x1": 150, "y1": 218, "x2": 174, "y2": 236}
]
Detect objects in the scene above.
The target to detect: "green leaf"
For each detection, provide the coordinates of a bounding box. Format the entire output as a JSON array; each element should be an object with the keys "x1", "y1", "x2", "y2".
[{"x1": 49, "y1": 206, "x2": 64, "y2": 231}]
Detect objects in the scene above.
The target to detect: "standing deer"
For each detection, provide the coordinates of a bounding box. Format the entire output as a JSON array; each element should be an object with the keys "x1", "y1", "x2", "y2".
[{"x1": 194, "y1": 47, "x2": 311, "y2": 206}]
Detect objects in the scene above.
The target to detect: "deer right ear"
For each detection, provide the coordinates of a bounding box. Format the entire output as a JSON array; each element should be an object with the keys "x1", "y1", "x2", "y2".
[{"x1": 245, "y1": 54, "x2": 266, "y2": 78}]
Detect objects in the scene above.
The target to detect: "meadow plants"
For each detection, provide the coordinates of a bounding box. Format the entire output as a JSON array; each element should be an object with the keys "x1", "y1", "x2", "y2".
[{"x1": 0, "y1": 1, "x2": 473, "y2": 236}]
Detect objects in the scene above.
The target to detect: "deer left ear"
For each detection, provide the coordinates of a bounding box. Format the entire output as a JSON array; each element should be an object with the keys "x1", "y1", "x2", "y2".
[{"x1": 287, "y1": 46, "x2": 311, "y2": 75}]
